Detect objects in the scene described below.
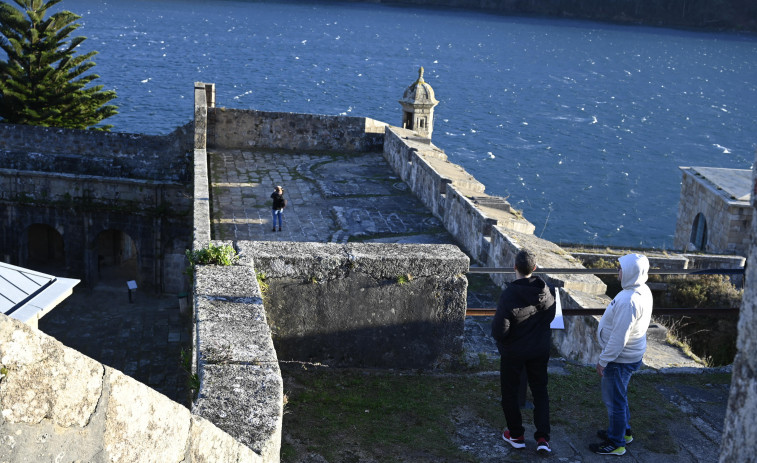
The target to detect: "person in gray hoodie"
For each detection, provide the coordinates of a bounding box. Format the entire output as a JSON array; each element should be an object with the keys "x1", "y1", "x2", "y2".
[{"x1": 590, "y1": 253, "x2": 653, "y2": 456}]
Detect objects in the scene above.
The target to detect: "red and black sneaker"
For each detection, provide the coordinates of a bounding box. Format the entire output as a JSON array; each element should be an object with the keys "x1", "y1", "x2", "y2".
[
  {"x1": 502, "y1": 429, "x2": 526, "y2": 449},
  {"x1": 536, "y1": 437, "x2": 551, "y2": 454}
]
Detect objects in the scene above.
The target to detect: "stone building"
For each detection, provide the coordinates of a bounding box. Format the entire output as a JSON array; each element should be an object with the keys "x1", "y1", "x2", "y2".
[{"x1": 673, "y1": 166, "x2": 752, "y2": 256}]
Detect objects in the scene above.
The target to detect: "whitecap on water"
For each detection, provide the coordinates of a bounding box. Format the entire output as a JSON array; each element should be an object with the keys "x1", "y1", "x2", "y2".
[
  {"x1": 487, "y1": 152, "x2": 495, "y2": 159},
  {"x1": 713, "y1": 143, "x2": 732, "y2": 154}
]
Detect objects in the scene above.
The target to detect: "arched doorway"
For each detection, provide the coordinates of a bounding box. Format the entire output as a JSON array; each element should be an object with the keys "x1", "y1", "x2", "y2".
[
  {"x1": 95, "y1": 229, "x2": 138, "y2": 286},
  {"x1": 690, "y1": 213, "x2": 708, "y2": 251},
  {"x1": 27, "y1": 223, "x2": 65, "y2": 274}
]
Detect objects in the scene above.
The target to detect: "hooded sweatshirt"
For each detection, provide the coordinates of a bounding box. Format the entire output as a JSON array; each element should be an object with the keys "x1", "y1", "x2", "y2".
[
  {"x1": 491, "y1": 276, "x2": 556, "y2": 358},
  {"x1": 597, "y1": 253, "x2": 653, "y2": 367}
]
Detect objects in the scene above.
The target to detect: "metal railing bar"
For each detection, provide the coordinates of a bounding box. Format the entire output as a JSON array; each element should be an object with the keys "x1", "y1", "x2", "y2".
[
  {"x1": 465, "y1": 307, "x2": 740, "y2": 316},
  {"x1": 467, "y1": 267, "x2": 744, "y2": 275}
]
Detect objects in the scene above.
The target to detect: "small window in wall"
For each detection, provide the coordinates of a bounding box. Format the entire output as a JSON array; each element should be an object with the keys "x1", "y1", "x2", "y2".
[
  {"x1": 690, "y1": 213, "x2": 708, "y2": 251},
  {"x1": 419, "y1": 118, "x2": 425, "y2": 129}
]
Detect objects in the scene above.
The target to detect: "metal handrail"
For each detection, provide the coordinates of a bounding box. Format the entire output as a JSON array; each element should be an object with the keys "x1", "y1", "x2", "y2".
[
  {"x1": 466, "y1": 266, "x2": 744, "y2": 316},
  {"x1": 466, "y1": 307, "x2": 740, "y2": 316},
  {"x1": 468, "y1": 267, "x2": 745, "y2": 275}
]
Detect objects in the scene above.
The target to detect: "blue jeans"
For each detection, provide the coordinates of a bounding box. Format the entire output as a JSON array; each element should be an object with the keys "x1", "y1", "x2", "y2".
[
  {"x1": 272, "y1": 209, "x2": 283, "y2": 228},
  {"x1": 601, "y1": 360, "x2": 642, "y2": 447}
]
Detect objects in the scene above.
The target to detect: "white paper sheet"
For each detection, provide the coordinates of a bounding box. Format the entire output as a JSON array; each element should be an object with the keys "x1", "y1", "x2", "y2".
[{"x1": 550, "y1": 287, "x2": 565, "y2": 330}]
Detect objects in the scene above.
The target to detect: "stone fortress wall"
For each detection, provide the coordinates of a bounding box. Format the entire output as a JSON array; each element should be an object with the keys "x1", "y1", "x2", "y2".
[{"x1": 0, "y1": 122, "x2": 195, "y2": 293}]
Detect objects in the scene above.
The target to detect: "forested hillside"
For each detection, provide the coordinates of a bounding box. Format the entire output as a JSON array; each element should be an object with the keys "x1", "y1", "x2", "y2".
[{"x1": 370, "y1": 0, "x2": 757, "y2": 32}]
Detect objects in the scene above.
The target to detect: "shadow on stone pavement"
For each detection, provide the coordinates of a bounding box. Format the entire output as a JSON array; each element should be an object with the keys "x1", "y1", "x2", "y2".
[{"x1": 38, "y1": 283, "x2": 193, "y2": 407}]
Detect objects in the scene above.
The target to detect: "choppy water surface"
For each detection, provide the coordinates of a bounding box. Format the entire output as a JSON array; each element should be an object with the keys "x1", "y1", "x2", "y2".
[{"x1": 54, "y1": 0, "x2": 757, "y2": 248}]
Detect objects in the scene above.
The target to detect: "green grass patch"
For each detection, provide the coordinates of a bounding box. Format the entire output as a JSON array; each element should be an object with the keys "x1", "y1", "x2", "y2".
[{"x1": 281, "y1": 364, "x2": 730, "y2": 461}]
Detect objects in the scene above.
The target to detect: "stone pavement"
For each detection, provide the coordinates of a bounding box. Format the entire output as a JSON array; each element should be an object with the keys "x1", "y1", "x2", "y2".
[{"x1": 208, "y1": 148, "x2": 456, "y2": 244}]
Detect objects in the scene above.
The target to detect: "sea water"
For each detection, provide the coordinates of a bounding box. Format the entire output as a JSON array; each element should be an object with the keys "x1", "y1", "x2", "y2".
[{"x1": 42, "y1": 0, "x2": 757, "y2": 248}]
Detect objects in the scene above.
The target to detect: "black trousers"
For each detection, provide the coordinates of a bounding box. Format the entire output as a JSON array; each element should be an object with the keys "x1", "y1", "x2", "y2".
[{"x1": 499, "y1": 354, "x2": 550, "y2": 441}]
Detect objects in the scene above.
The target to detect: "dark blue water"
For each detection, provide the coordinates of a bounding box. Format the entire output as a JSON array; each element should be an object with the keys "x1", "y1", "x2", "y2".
[{"x1": 43, "y1": 1, "x2": 757, "y2": 248}]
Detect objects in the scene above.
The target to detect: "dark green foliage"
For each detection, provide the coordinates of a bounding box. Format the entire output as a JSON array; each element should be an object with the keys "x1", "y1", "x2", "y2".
[
  {"x1": 666, "y1": 274, "x2": 742, "y2": 309},
  {"x1": 0, "y1": 0, "x2": 117, "y2": 129}
]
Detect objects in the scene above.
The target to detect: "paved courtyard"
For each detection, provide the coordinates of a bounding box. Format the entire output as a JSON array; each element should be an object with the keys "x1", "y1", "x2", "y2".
[{"x1": 209, "y1": 148, "x2": 456, "y2": 244}]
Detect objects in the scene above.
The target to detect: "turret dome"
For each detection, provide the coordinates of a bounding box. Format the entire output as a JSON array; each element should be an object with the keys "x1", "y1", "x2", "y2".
[{"x1": 400, "y1": 67, "x2": 439, "y2": 106}]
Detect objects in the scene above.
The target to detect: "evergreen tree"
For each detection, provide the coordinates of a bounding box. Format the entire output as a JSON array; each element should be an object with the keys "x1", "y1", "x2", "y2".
[{"x1": 0, "y1": 0, "x2": 117, "y2": 130}]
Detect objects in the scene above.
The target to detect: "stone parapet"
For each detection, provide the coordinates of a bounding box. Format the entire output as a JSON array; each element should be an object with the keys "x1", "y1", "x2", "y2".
[
  {"x1": 238, "y1": 240, "x2": 469, "y2": 369},
  {"x1": 0, "y1": 314, "x2": 261, "y2": 463},
  {"x1": 550, "y1": 289, "x2": 608, "y2": 364},
  {"x1": 0, "y1": 123, "x2": 193, "y2": 182},
  {"x1": 193, "y1": 263, "x2": 282, "y2": 462},
  {"x1": 208, "y1": 108, "x2": 386, "y2": 152},
  {"x1": 383, "y1": 126, "x2": 534, "y2": 262}
]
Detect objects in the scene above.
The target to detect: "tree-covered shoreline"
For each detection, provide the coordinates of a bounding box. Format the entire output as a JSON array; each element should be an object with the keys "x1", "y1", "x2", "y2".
[{"x1": 358, "y1": 0, "x2": 757, "y2": 33}]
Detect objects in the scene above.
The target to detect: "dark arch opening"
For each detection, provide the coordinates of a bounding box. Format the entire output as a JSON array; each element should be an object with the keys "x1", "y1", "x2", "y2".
[
  {"x1": 690, "y1": 212, "x2": 708, "y2": 251},
  {"x1": 27, "y1": 223, "x2": 65, "y2": 273},
  {"x1": 95, "y1": 229, "x2": 138, "y2": 286}
]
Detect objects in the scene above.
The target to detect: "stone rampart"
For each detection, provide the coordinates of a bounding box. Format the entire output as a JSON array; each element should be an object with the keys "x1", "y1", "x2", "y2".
[
  {"x1": 238, "y1": 241, "x2": 469, "y2": 369},
  {"x1": 0, "y1": 167, "x2": 192, "y2": 292},
  {"x1": 0, "y1": 313, "x2": 261, "y2": 463},
  {"x1": 381, "y1": 125, "x2": 617, "y2": 365},
  {"x1": 0, "y1": 122, "x2": 193, "y2": 182},
  {"x1": 207, "y1": 107, "x2": 386, "y2": 152}
]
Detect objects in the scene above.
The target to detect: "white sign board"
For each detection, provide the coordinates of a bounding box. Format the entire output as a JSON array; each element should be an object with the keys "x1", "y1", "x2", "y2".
[{"x1": 127, "y1": 280, "x2": 138, "y2": 290}]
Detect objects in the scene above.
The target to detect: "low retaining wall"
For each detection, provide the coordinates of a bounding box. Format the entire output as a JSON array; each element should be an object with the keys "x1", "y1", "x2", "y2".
[
  {"x1": 0, "y1": 314, "x2": 261, "y2": 463},
  {"x1": 239, "y1": 241, "x2": 469, "y2": 369}
]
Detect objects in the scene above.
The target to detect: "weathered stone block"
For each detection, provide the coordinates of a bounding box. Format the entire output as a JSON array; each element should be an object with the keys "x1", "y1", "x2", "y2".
[
  {"x1": 104, "y1": 369, "x2": 191, "y2": 463},
  {"x1": 0, "y1": 314, "x2": 103, "y2": 427},
  {"x1": 189, "y1": 415, "x2": 263, "y2": 463},
  {"x1": 194, "y1": 264, "x2": 261, "y2": 301},
  {"x1": 193, "y1": 363, "x2": 282, "y2": 462},
  {"x1": 195, "y1": 298, "x2": 275, "y2": 364}
]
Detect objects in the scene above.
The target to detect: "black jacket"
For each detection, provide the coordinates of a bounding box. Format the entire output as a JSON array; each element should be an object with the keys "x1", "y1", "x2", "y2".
[
  {"x1": 491, "y1": 276, "x2": 556, "y2": 358},
  {"x1": 271, "y1": 192, "x2": 286, "y2": 210}
]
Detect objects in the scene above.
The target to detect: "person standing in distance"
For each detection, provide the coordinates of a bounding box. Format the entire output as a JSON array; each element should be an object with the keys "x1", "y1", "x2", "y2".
[
  {"x1": 492, "y1": 249, "x2": 556, "y2": 455},
  {"x1": 590, "y1": 253, "x2": 653, "y2": 456},
  {"x1": 271, "y1": 185, "x2": 286, "y2": 232}
]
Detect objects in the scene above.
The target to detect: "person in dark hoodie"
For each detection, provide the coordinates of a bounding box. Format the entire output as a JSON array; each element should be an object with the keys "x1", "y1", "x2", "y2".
[{"x1": 492, "y1": 249, "x2": 556, "y2": 455}]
